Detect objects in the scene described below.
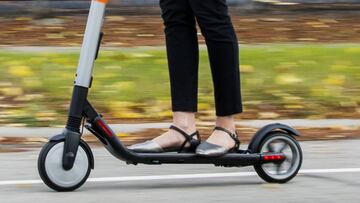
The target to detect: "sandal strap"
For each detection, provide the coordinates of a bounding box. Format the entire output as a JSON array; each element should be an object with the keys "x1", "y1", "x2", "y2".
[
  {"x1": 213, "y1": 126, "x2": 240, "y2": 148},
  {"x1": 170, "y1": 125, "x2": 200, "y2": 152}
]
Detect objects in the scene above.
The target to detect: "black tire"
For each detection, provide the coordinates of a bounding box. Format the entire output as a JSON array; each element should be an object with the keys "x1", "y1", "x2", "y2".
[
  {"x1": 38, "y1": 140, "x2": 91, "y2": 192},
  {"x1": 253, "y1": 131, "x2": 302, "y2": 183}
]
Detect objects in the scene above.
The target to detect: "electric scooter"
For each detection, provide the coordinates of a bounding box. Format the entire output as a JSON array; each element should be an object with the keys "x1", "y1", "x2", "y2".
[{"x1": 37, "y1": 0, "x2": 303, "y2": 192}]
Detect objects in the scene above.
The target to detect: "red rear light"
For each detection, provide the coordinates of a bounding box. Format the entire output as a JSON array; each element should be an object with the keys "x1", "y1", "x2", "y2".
[
  {"x1": 96, "y1": 119, "x2": 113, "y2": 138},
  {"x1": 262, "y1": 154, "x2": 285, "y2": 162}
]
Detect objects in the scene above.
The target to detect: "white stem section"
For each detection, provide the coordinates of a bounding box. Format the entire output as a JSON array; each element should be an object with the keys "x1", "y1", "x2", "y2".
[{"x1": 75, "y1": 0, "x2": 106, "y2": 87}]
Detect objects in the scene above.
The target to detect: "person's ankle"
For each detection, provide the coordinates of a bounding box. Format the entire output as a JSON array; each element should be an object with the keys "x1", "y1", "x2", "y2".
[
  {"x1": 215, "y1": 116, "x2": 236, "y2": 132},
  {"x1": 172, "y1": 112, "x2": 197, "y2": 133}
]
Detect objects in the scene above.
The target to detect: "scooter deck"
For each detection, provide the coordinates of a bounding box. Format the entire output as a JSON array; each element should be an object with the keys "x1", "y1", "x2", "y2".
[
  {"x1": 101, "y1": 137, "x2": 283, "y2": 167},
  {"x1": 132, "y1": 152, "x2": 261, "y2": 166},
  {"x1": 81, "y1": 106, "x2": 287, "y2": 167}
]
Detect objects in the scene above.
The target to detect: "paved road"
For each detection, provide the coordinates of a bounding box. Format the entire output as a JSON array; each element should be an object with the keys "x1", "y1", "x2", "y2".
[{"x1": 0, "y1": 139, "x2": 359, "y2": 203}]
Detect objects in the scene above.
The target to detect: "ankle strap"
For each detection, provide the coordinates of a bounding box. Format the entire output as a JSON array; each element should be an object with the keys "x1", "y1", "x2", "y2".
[
  {"x1": 170, "y1": 125, "x2": 200, "y2": 140},
  {"x1": 170, "y1": 125, "x2": 200, "y2": 152},
  {"x1": 213, "y1": 126, "x2": 240, "y2": 148}
]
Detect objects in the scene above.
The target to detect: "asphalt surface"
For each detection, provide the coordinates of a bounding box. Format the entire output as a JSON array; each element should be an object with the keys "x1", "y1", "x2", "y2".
[{"x1": 0, "y1": 139, "x2": 359, "y2": 203}]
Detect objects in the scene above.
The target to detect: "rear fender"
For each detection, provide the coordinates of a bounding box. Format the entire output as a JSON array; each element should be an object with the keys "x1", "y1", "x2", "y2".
[{"x1": 248, "y1": 123, "x2": 300, "y2": 153}]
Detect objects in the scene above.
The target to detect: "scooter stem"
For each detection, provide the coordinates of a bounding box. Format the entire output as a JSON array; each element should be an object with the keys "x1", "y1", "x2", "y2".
[
  {"x1": 62, "y1": 0, "x2": 108, "y2": 170},
  {"x1": 75, "y1": 0, "x2": 107, "y2": 88}
]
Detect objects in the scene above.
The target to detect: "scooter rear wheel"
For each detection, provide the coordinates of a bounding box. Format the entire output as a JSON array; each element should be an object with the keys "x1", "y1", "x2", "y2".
[
  {"x1": 38, "y1": 140, "x2": 91, "y2": 191},
  {"x1": 254, "y1": 131, "x2": 302, "y2": 183}
]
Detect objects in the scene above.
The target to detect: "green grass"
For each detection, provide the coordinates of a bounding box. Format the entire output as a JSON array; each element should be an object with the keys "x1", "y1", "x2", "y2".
[{"x1": 0, "y1": 44, "x2": 359, "y2": 126}]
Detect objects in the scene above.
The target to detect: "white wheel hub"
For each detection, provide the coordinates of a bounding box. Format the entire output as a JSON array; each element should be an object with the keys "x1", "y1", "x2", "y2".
[
  {"x1": 260, "y1": 136, "x2": 301, "y2": 180},
  {"x1": 45, "y1": 142, "x2": 89, "y2": 188}
]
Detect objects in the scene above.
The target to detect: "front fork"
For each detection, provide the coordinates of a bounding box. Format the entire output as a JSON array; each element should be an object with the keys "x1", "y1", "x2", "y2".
[
  {"x1": 62, "y1": 97, "x2": 113, "y2": 170},
  {"x1": 62, "y1": 86, "x2": 88, "y2": 170},
  {"x1": 62, "y1": 0, "x2": 108, "y2": 170}
]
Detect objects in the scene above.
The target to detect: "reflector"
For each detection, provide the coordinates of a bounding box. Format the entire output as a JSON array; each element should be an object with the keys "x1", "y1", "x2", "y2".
[
  {"x1": 96, "y1": 119, "x2": 113, "y2": 138},
  {"x1": 262, "y1": 154, "x2": 285, "y2": 162}
]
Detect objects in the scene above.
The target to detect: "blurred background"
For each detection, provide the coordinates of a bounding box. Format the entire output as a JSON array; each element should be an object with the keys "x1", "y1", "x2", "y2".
[
  {"x1": 0, "y1": 0, "x2": 359, "y2": 146},
  {"x1": 0, "y1": 0, "x2": 359, "y2": 201}
]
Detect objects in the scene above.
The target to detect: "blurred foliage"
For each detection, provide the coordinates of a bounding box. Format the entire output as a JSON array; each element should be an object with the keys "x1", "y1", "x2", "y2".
[
  {"x1": 0, "y1": 44, "x2": 359, "y2": 127},
  {"x1": 2, "y1": 13, "x2": 360, "y2": 46}
]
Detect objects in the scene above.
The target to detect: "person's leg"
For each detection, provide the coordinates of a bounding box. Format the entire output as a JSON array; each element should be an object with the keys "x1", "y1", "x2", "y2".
[
  {"x1": 189, "y1": 0, "x2": 243, "y2": 150},
  {"x1": 130, "y1": 0, "x2": 200, "y2": 150},
  {"x1": 161, "y1": 0, "x2": 199, "y2": 113}
]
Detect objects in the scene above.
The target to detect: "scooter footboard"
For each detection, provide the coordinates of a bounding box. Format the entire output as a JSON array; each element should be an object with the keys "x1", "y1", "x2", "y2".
[
  {"x1": 135, "y1": 152, "x2": 261, "y2": 166},
  {"x1": 92, "y1": 125, "x2": 263, "y2": 167}
]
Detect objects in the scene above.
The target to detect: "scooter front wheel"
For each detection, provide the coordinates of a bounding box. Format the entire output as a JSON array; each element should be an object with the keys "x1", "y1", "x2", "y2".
[
  {"x1": 38, "y1": 140, "x2": 91, "y2": 192},
  {"x1": 254, "y1": 131, "x2": 302, "y2": 183}
]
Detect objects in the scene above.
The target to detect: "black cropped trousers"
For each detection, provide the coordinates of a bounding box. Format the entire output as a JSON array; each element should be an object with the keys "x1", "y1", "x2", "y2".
[{"x1": 160, "y1": 0, "x2": 243, "y2": 116}]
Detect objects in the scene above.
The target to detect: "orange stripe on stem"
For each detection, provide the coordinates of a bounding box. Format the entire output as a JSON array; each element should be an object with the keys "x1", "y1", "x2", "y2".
[{"x1": 96, "y1": 0, "x2": 109, "y2": 4}]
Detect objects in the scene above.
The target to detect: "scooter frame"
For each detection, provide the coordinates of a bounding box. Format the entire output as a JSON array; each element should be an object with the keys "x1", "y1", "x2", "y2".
[{"x1": 53, "y1": 0, "x2": 300, "y2": 171}]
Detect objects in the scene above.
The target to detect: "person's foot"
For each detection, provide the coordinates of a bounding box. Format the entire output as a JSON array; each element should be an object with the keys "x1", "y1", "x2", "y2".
[
  {"x1": 152, "y1": 124, "x2": 198, "y2": 149},
  {"x1": 196, "y1": 116, "x2": 240, "y2": 157},
  {"x1": 128, "y1": 112, "x2": 200, "y2": 153},
  {"x1": 205, "y1": 126, "x2": 237, "y2": 149},
  {"x1": 128, "y1": 124, "x2": 199, "y2": 153}
]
